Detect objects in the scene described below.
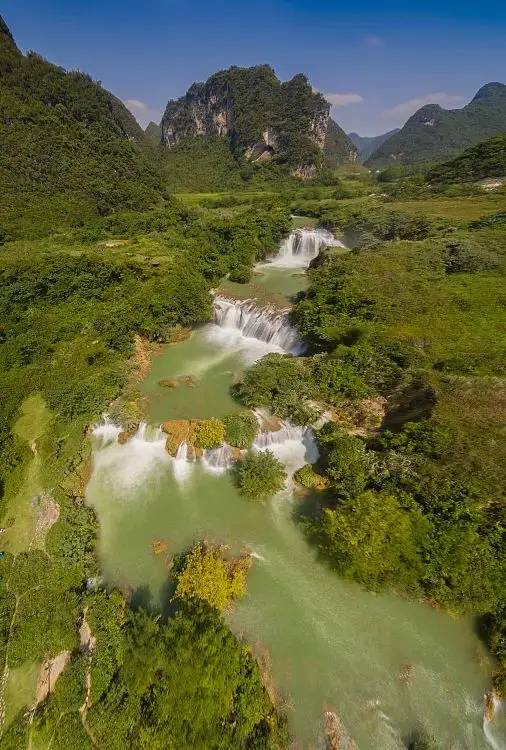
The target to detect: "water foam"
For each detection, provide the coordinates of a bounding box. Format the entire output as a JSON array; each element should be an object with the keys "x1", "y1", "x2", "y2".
[{"x1": 92, "y1": 422, "x2": 169, "y2": 491}]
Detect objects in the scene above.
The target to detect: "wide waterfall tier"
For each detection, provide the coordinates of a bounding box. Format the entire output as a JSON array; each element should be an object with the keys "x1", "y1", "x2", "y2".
[
  {"x1": 212, "y1": 296, "x2": 303, "y2": 354},
  {"x1": 267, "y1": 228, "x2": 345, "y2": 268}
]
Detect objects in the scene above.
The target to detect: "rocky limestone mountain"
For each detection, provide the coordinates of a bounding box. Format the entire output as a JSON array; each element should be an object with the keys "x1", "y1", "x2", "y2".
[
  {"x1": 161, "y1": 65, "x2": 357, "y2": 177},
  {"x1": 366, "y1": 83, "x2": 506, "y2": 167}
]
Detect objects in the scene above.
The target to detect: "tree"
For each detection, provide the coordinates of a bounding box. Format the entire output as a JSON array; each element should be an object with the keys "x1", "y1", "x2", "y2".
[
  {"x1": 223, "y1": 411, "x2": 258, "y2": 449},
  {"x1": 174, "y1": 543, "x2": 249, "y2": 611},
  {"x1": 234, "y1": 450, "x2": 287, "y2": 499},
  {"x1": 194, "y1": 419, "x2": 226, "y2": 449},
  {"x1": 319, "y1": 491, "x2": 424, "y2": 591}
]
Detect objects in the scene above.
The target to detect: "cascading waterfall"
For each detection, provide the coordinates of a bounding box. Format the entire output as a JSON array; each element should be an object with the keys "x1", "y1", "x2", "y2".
[
  {"x1": 202, "y1": 443, "x2": 235, "y2": 474},
  {"x1": 267, "y1": 228, "x2": 345, "y2": 268},
  {"x1": 173, "y1": 441, "x2": 192, "y2": 482},
  {"x1": 253, "y1": 421, "x2": 319, "y2": 474},
  {"x1": 91, "y1": 421, "x2": 169, "y2": 490},
  {"x1": 92, "y1": 415, "x2": 122, "y2": 446},
  {"x1": 212, "y1": 296, "x2": 303, "y2": 354}
]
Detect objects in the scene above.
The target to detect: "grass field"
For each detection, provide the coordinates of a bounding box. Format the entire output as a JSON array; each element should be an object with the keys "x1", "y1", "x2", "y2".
[{"x1": 387, "y1": 192, "x2": 506, "y2": 220}]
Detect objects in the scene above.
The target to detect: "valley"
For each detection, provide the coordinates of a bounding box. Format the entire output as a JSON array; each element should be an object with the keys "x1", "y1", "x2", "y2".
[{"x1": 0, "y1": 10, "x2": 505, "y2": 750}]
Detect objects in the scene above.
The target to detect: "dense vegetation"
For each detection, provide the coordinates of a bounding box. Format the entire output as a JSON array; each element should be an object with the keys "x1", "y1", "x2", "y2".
[
  {"x1": 234, "y1": 451, "x2": 287, "y2": 499},
  {"x1": 429, "y1": 134, "x2": 506, "y2": 184},
  {"x1": 367, "y1": 82, "x2": 506, "y2": 167}
]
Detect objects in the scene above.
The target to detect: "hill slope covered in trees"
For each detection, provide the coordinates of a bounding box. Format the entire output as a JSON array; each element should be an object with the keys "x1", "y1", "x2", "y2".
[
  {"x1": 367, "y1": 83, "x2": 506, "y2": 167},
  {"x1": 429, "y1": 133, "x2": 506, "y2": 183},
  {"x1": 0, "y1": 16, "x2": 166, "y2": 239}
]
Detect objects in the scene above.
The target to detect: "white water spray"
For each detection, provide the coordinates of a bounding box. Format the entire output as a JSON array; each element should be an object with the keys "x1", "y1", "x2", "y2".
[
  {"x1": 173, "y1": 441, "x2": 193, "y2": 483},
  {"x1": 91, "y1": 422, "x2": 169, "y2": 491},
  {"x1": 267, "y1": 228, "x2": 345, "y2": 268}
]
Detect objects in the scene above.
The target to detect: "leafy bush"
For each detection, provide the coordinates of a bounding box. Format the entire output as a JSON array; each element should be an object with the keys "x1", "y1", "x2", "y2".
[
  {"x1": 194, "y1": 418, "x2": 226, "y2": 449},
  {"x1": 174, "y1": 543, "x2": 249, "y2": 611},
  {"x1": 317, "y1": 423, "x2": 368, "y2": 498},
  {"x1": 223, "y1": 411, "x2": 258, "y2": 448},
  {"x1": 294, "y1": 464, "x2": 328, "y2": 489},
  {"x1": 234, "y1": 450, "x2": 287, "y2": 499},
  {"x1": 442, "y1": 239, "x2": 500, "y2": 274},
  {"x1": 228, "y1": 265, "x2": 252, "y2": 284}
]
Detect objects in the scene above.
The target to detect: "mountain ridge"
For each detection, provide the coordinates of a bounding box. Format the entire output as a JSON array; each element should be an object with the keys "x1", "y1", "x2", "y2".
[{"x1": 366, "y1": 82, "x2": 506, "y2": 167}]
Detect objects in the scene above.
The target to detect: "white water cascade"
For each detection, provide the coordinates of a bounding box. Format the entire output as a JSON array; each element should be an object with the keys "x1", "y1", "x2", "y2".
[
  {"x1": 173, "y1": 441, "x2": 192, "y2": 483},
  {"x1": 253, "y1": 421, "x2": 319, "y2": 474},
  {"x1": 211, "y1": 296, "x2": 303, "y2": 355},
  {"x1": 202, "y1": 443, "x2": 235, "y2": 474},
  {"x1": 91, "y1": 421, "x2": 169, "y2": 491},
  {"x1": 92, "y1": 415, "x2": 122, "y2": 447},
  {"x1": 267, "y1": 228, "x2": 345, "y2": 268}
]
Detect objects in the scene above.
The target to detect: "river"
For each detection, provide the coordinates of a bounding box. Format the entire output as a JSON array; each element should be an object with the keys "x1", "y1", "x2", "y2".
[{"x1": 86, "y1": 227, "x2": 504, "y2": 749}]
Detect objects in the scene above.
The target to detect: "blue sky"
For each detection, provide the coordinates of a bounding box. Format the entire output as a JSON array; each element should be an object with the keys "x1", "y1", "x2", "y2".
[{"x1": 3, "y1": 0, "x2": 506, "y2": 135}]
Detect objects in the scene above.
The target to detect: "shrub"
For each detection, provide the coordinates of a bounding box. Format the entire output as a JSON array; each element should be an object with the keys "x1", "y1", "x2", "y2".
[
  {"x1": 234, "y1": 450, "x2": 287, "y2": 499},
  {"x1": 442, "y1": 239, "x2": 500, "y2": 274},
  {"x1": 229, "y1": 266, "x2": 252, "y2": 284},
  {"x1": 317, "y1": 423, "x2": 368, "y2": 497},
  {"x1": 294, "y1": 464, "x2": 329, "y2": 489},
  {"x1": 194, "y1": 418, "x2": 226, "y2": 449},
  {"x1": 174, "y1": 543, "x2": 249, "y2": 611},
  {"x1": 223, "y1": 411, "x2": 258, "y2": 448}
]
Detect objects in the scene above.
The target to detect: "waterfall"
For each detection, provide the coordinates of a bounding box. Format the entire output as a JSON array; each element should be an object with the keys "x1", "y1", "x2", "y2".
[
  {"x1": 267, "y1": 228, "x2": 345, "y2": 268},
  {"x1": 253, "y1": 421, "x2": 319, "y2": 474},
  {"x1": 211, "y1": 296, "x2": 303, "y2": 354},
  {"x1": 202, "y1": 443, "x2": 235, "y2": 474},
  {"x1": 92, "y1": 422, "x2": 169, "y2": 490},
  {"x1": 92, "y1": 415, "x2": 122, "y2": 446},
  {"x1": 173, "y1": 441, "x2": 192, "y2": 483}
]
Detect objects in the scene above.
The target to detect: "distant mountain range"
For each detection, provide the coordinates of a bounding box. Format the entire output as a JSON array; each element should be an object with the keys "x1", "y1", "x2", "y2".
[
  {"x1": 348, "y1": 129, "x2": 400, "y2": 162},
  {"x1": 366, "y1": 83, "x2": 506, "y2": 167}
]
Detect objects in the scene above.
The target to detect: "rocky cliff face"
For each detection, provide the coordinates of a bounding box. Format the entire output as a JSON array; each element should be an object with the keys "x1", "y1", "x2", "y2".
[{"x1": 161, "y1": 65, "x2": 356, "y2": 176}]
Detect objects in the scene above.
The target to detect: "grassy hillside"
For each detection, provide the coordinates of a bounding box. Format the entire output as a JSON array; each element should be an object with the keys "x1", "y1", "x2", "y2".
[
  {"x1": 0, "y1": 16, "x2": 166, "y2": 239},
  {"x1": 429, "y1": 134, "x2": 506, "y2": 183},
  {"x1": 367, "y1": 83, "x2": 506, "y2": 167}
]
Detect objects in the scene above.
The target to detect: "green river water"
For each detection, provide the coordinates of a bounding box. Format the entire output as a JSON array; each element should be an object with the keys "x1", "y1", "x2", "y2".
[{"x1": 86, "y1": 243, "x2": 504, "y2": 748}]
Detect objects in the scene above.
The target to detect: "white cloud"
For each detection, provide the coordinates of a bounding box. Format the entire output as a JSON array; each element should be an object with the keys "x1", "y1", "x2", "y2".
[
  {"x1": 122, "y1": 99, "x2": 163, "y2": 128},
  {"x1": 363, "y1": 35, "x2": 383, "y2": 48},
  {"x1": 123, "y1": 99, "x2": 148, "y2": 114},
  {"x1": 324, "y1": 92, "x2": 364, "y2": 107},
  {"x1": 383, "y1": 92, "x2": 467, "y2": 120}
]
